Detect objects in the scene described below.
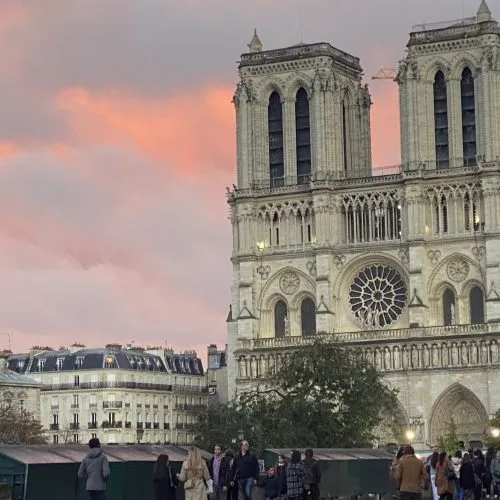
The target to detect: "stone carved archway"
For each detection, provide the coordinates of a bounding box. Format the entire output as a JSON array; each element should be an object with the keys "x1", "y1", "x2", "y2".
[
  {"x1": 374, "y1": 398, "x2": 409, "y2": 445},
  {"x1": 429, "y1": 383, "x2": 489, "y2": 446}
]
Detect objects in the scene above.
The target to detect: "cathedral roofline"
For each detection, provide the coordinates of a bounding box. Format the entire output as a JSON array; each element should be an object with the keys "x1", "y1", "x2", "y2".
[
  {"x1": 408, "y1": 15, "x2": 498, "y2": 46},
  {"x1": 239, "y1": 42, "x2": 362, "y2": 73}
]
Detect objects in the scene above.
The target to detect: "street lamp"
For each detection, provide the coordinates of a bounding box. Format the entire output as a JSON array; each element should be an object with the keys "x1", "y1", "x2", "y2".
[
  {"x1": 405, "y1": 429, "x2": 415, "y2": 444},
  {"x1": 492, "y1": 428, "x2": 500, "y2": 438}
]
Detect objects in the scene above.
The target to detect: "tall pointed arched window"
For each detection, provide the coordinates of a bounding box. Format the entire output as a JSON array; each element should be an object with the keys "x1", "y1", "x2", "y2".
[
  {"x1": 300, "y1": 298, "x2": 316, "y2": 336},
  {"x1": 470, "y1": 286, "x2": 485, "y2": 325},
  {"x1": 274, "y1": 300, "x2": 288, "y2": 338},
  {"x1": 461, "y1": 68, "x2": 476, "y2": 166},
  {"x1": 434, "y1": 71, "x2": 449, "y2": 169},
  {"x1": 268, "y1": 92, "x2": 284, "y2": 188},
  {"x1": 295, "y1": 88, "x2": 311, "y2": 184},
  {"x1": 443, "y1": 288, "x2": 456, "y2": 326}
]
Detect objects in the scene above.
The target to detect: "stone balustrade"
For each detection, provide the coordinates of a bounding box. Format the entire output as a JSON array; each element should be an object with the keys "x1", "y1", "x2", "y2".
[
  {"x1": 236, "y1": 323, "x2": 496, "y2": 351},
  {"x1": 235, "y1": 323, "x2": 500, "y2": 380}
]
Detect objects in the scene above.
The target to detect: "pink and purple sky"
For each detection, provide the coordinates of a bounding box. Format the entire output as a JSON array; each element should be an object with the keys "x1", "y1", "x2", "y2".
[{"x1": 0, "y1": 0, "x2": 495, "y2": 358}]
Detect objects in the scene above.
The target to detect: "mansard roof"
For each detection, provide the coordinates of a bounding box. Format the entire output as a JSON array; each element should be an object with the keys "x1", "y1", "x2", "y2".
[{"x1": 7, "y1": 347, "x2": 204, "y2": 376}]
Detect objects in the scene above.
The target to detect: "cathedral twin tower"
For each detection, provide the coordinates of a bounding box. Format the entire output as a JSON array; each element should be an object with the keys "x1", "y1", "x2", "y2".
[{"x1": 227, "y1": 2, "x2": 500, "y2": 448}]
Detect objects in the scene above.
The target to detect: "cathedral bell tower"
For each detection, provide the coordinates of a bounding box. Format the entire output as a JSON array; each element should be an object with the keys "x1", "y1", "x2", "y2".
[
  {"x1": 398, "y1": 0, "x2": 500, "y2": 170},
  {"x1": 232, "y1": 32, "x2": 372, "y2": 190},
  {"x1": 226, "y1": 32, "x2": 373, "y2": 396}
]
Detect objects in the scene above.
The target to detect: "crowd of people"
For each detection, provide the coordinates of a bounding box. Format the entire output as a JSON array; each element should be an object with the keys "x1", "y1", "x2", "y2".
[
  {"x1": 392, "y1": 445, "x2": 500, "y2": 500},
  {"x1": 76, "y1": 437, "x2": 321, "y2": 500}
]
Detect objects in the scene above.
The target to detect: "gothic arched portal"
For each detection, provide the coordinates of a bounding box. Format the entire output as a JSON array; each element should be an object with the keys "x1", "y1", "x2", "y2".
[{"x1": 429, "y1": 383, "x2": 490, "y2": 447}]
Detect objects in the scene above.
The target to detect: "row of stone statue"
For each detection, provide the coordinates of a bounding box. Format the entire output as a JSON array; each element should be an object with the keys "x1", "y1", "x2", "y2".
[{"x1": 236, "y1": 337, "x2": 500, "y2": 379}]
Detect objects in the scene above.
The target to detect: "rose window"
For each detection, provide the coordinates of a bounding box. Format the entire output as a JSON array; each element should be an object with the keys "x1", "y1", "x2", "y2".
[{"x1": 349, "y1": 265, "x2": 408, "y2": 328}]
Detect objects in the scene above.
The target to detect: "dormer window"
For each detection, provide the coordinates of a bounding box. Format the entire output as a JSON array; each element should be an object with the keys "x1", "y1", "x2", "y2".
[
  {"x1": 38, "y1": 359, "x2": 46, "y2": 372},
  {"x1": 16, "y1": 360, "x2": 24, "y2": 372},
  {"x1": 56, "y1": 358, "x2": 65, "y2": 371},
  {"x1": 75, "y1": 357, "x2": 84, "y2": 369},
  {"x1": 104, "y1": 356, "x2": 116, "y2": 369}
]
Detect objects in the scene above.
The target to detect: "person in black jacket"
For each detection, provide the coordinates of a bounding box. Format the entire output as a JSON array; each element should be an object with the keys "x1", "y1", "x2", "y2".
[
  {"x1": 230, "y1": 440, "x2": 260, "y2": 500},
  {"x1": 259, "y1": 467, "x2": 281, "y2": 500},
  {"x1": 153, "y1": 454, "x2": 179, "y2": 500},
  {"x1": 209, "y1": 445, "x2": 230, "y2": 500},
  {"x1": 459, "y1": 454, "x2": 476, "y2": 500},
  {"x1": 472, "y1": 449, "x2": 486, "y2": 500}
]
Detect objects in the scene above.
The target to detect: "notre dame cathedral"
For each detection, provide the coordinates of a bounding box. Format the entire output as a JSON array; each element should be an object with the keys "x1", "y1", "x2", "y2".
[{"x1": 226, "y1": 1, "x2": 500, "y2": 449}]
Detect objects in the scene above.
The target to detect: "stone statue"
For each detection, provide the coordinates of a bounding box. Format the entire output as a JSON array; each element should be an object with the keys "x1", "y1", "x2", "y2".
[
  {"x1": 284, "y1": 315, "x2": 289, "y2": 335},
  {"x1": 450, "y1": 303, "x2": 456, "y2": 325}
]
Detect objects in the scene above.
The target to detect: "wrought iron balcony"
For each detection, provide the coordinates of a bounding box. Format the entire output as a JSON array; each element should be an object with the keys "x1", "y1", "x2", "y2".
[{"x1": 103, "y1": 401, "x2": 122, "y2": 409}]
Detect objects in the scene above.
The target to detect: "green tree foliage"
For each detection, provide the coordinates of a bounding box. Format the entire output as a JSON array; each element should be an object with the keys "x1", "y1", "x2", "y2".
[
  {"x1": 0, "y1": 396, "x2": 47, "y2": 444},
  {"x1": 485, "y1": 409, "x2": 500, "y2": 449},
  {"x1": 438, "y1": 419, "x2": 461, "y2": 456},
  {"x1": 191, "y1": 340, "x2": 398, "y2": 453}
]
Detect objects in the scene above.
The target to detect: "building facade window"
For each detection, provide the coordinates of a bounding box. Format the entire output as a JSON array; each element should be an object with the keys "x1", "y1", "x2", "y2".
[
  {"x1": 434, "y1": 71, "x2": 449, "y2": 169},
  {"x1": 300, "y1": 298, "x2": 316, "y2": 336},
  {"x1": 274, "y1": 300, "x2": 288, "y2": 338},
  {"x1": 443, "y1": 288, "x2": 456, "y2": 326},
  {"x1": 469, "y1": 286, "x2": 485, "y2": 325},
  {"x1": 295, "y1": 88, "x2": 311, "y2": 184},
  {"x1": 268, "y1": 92, "x2": 284, "y2": 188},
  {"x1": 461, "y1": 68, "x2": 476, "y2": 166}
]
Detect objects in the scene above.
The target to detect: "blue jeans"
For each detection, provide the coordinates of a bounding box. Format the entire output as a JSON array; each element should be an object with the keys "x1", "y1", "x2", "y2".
[
  {"x1": 238, "y1": 478, "x2": 254, "y2": 500},
  {"x1": 88, "y1": 491, "x2": 106, "y2": 500}
]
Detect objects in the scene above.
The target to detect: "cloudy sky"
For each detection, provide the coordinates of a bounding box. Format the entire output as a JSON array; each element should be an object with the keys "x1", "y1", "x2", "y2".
[{"x1": 0, "y1": 0, "x2": 495, "y2": 358}]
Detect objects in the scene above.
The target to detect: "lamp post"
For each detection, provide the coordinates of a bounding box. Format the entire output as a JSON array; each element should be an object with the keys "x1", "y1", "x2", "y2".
[{"x1": 492, "y1": 428, "x2": 500, "y2": 439}]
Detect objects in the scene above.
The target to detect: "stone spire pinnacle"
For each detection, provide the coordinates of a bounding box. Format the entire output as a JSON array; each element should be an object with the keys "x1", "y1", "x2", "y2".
[
  {"x1": 247, "y1": 29, "x2": 262, "y2": 53},
  {"x1": 477, "y1": 0, "x2": 492, "y2": 22}
]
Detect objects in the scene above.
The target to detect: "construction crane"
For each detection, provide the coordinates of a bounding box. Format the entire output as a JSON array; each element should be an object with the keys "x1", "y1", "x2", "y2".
[{"x1": 371, "y1": 67, "x2": 398, "y2": 81}]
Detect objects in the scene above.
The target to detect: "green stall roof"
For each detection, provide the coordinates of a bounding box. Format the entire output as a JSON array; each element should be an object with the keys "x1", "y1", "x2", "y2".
[
  {"x1": 0, "y1": 444, "x2": 202, "y2": 464},
  {"x1": 266, "y1": 448, "x2": 395, "y2": 460}
]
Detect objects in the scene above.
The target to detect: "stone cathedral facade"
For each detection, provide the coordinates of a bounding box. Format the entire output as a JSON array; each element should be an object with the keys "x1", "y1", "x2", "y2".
[{"x1": 226, "y1": 1, "x2": 500, "y2": 448}]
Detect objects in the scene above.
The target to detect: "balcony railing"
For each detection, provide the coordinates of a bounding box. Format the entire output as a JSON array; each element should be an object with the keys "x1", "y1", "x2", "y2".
[
  {"x1": 153, "y1": 423, "x2": 159, "y2": 429},
  {"x1": 103, "y1": 401, "x2": 122, "y2": 409},
  {"x1": 41, "y1": 381, "x2": 174, "y2": 392},
  {"x1": 50, "y1": 405, "x2": 59, "y2": 410},
  {"x1": 145, "y1": 422, "x2": 152, "y2": 429},
  {"x1": 163, "y1": 423, "x2": 170, "y2": 430},
  {"x1": 174, "y1": 404, "x2": 205, "y2": 411},
  {"x1": 71, "y1": 404, "x2": 79, "y2": 409},
  {"x1": 70, "y1": 423, "x2": 80, "y2": 430},
  {"x1": 88, "y1": 422, "x2": 98, "y2": 429},
  {"x1": 237, "y1": 323, "x2": 499, "y2": 351},
  {"x1": 172, "y1": 385, "x2": 208, "y2": 394},
  {"x1": 137, "y1": 422, "x2": 143, "y2": 429},
  {"x1": 50, "y1": 423, "x2": 59, "y2": 430},
  {"x1": 89, "y1": 403, "x2": 97, "y2": 409},
  {"x1": 102, "y1": 421, "x2": 122, "y2": 429},
  {"x1": 125, "y1": 422, "x2": 132, "y2": 428}
]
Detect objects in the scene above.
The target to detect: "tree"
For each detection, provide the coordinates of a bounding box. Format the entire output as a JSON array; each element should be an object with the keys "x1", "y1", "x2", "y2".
[
  {"x1": 0, "y1": 396, "x2": 46, "y2": 444},
  {"x1": 191, "y1": 340, "x2": 398, "y2": 454},
  {"x1": 485, "y1": 409, "x2": 500, "y2": 449},
  {"x1": 438, "y1": 419, "x2": 461, "y2": 455}
]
